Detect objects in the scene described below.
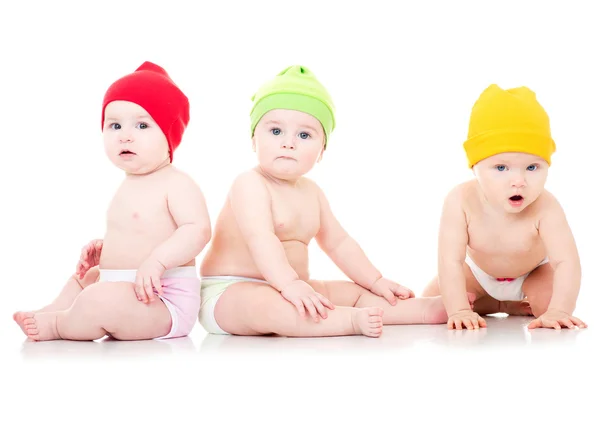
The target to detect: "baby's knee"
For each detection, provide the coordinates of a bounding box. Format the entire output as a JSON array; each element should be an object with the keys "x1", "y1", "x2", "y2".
[
  {"x1": 74, "y1": 267, "x2": 100, "y2": 288},
  {"x1": 76, "y1": 283, "x2": 116, "y2": 311},
  {"x1": 527, "y1": 293, "x2": 551, "y2": 317}
]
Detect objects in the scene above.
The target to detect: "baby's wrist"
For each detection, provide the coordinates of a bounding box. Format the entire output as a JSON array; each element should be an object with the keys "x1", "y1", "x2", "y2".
[
  {"x1": 280, "y1": 279, "x2": 304, "y2": 293},
  {"x1": 448, "y1": 307, "x2": 472, "y2": 317},
  {"x1": 545, "y1": 306, "x2": 572, "y2": 316},
  {"x1": 367, "y1": 274, "x2": 383, "y2": 290},
  {"x1": 146, "y1": 255, "x2": 167, "y2": 270}
]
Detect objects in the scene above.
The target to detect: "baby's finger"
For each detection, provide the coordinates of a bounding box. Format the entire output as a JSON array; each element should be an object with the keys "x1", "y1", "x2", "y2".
[
  {"x1": 316, "y1": 293, "x2": 335, "y2": 310},
  {"x1": 464, "y1": 319, "x2": 474, "y2": 330},
  {"x1": 310, "y1": 295, "x2": 328, "y2": 320},
  {"x1": 302, "y1": 298, "x2": 319, "y2": 322},
  {"x1": 292, "y1": 300, "x2": 305, "y2": 317},
  {"x1": 571, "y1": 316, "x2": 587, "y2": 328},
  {"x1": 478, "y1": 316, "x2": 487, "y2": 328},
  {"x1": 454, "y1": 319, "x2": 463, "y2": 330},
  {"x1": 135, "y1": 278, "x2": 147, "y2": 303},
  {"x1": 393, "y1": 285, "x2": 413, "y2": 300},
  {"x1": 527, "y1": 318, "x2": 542, "y2": 329},
  {"x1": 152, "y1": 276, "x2": 164, "y2": 297},
  {"x1": 552, "y1": 320, "x2": 561, "y2": 330},
  {"x1": 560, "y1": 318, "x2": 575, "y2": 329},
  {"x1": 145, "y1": 278, "x2": 156, "y2": 302},
  {"x1": 381, "y1": 290, "x2": 397, "y2": 306}
]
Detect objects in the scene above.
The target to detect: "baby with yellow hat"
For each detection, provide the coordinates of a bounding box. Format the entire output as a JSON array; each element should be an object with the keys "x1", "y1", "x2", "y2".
[
  {"x1": 422, "y1": 85, "x2": 587, "y2": 330},
  {"x1": 198, "y1": 66, "x2": 465, "y2": 337}
]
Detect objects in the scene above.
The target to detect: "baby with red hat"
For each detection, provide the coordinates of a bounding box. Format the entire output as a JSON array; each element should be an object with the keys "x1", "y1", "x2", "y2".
[{"x1": 13, "y1": 62, "x2": 211, "y2": 341}]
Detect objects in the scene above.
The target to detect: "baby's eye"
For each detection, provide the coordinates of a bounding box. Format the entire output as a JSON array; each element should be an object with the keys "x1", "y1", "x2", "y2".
[
  {"x1": 109, "y1": 123, "x2": 121, "y2": 130},
  {"x1": 526, "y1": 164, "x2": 537, "y2": 171},
  {"x1": 271, "y1": 128, "x2": 282, "y2": 136},
  {"x1": 496, "y1": 165, "x2": 507, "y2": 172},
  {"x1": 298, "y1": 132, "x2": 310, "y2": 140},
  {"x1": 136, "y1": 122, "x2": 149, "y2": 129}
]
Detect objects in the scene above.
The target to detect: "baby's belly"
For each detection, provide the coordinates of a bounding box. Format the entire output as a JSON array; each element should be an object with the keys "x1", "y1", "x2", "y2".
[
  {"x1": 100, "y1": 231, "x2": 194, "y2": 270},
  {"x1": 201, "y1": 239, "x2": 310, "y2": 281},
  {"x1": 467, "y1": 247, "x2": 548, "y2": 278}
]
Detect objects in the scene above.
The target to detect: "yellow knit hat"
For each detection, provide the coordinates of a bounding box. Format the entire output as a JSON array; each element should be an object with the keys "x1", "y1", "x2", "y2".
[{"x1": 463, "y1": 84, "x2": 556, "y2": 168}]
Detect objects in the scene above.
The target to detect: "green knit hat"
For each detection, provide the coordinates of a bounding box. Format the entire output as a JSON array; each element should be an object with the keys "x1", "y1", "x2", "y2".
[{"x1": 250, "y1": 65, "x2": 336, "y2": 144}]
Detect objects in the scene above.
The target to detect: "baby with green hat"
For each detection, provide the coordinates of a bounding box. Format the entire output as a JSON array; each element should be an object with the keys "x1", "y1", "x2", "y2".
[{"x1": 198, "y1": 65, "x2": 454, "y2": 338}]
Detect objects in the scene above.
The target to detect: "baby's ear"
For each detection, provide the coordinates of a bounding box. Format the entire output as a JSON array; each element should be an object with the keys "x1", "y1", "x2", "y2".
[{"x1": 317, "y1": 146, "x2": 325, "y2": 163}]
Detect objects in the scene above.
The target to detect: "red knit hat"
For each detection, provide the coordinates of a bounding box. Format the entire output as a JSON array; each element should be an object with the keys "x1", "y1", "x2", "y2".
[{"x1": 101, "y1": 61, "x2": 189, "y2": 162}]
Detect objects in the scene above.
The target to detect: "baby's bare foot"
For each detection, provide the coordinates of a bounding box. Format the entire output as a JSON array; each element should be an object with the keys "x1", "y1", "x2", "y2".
[
  {"x1": 501, "y1": 300, "x2": 533, "y2": 316},
  {"x1": 13, "y1": 311, "x2": 34, "y2": 337},
  {"x1": 422, "y1": 293, "x2": 477, "y2": 324},
  {"x1": 352, "y1": 307, "x2": 384, "y2": 337},
  {"x1": 23, "y1": 312, "x2": 61, "y2": 341}
]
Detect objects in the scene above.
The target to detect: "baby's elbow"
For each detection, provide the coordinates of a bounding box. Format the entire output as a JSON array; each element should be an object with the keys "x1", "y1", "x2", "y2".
[
  {"x1": 186, "y1": 224, "x2": 211, "y2": 252},
  {"x1": 197, "y1": 225, "x2": 212, "y2": 248}
]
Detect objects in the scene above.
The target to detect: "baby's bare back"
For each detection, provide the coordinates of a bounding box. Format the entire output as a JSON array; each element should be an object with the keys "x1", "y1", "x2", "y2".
[
  {"x1": 462, "y1": 181, "x2": 548, "y2": 277},
  {"x1": 201, "y1": 172, "x2": 321, "y2": 280},
  {"x1": 100, "y1": 167, "x2": 195, "y2": 270}
]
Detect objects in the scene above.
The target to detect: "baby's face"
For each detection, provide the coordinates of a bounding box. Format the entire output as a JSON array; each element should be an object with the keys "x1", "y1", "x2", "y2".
[
  {"x1": 473, "y1": 152, "x2": 549, "y2": 213},
  {"x1": 253, "y1": 109, "x2": 325, "y2": 180},
  {"x1": 103, "y1": 101, "x2": 170, "y2": 174}
]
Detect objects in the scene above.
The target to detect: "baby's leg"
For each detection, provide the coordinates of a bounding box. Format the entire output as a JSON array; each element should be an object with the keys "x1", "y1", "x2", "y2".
[
  {"x1": 421, "y1": 263, "x2": 531, "y2": 316},
  {"x1": 13, "y1": 267, "x2": 100, "y2": 336},
  {"x1": 522, "y1": 263, "x2": 553, "y2": 317},
  {"x1": 22, "y1": 281, "x2": 171, "y2": 341},
  {"x1": 213, "y1": 282, "x2": 384, "y2": 337},
  {"x1": 309, "y1": 280, "x2": 475, "y2": 325}
]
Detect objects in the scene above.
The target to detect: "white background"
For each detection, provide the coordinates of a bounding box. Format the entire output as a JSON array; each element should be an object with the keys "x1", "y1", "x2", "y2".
[{"x1": 1, "y1": 1, "x2": 598, "y2": 440}]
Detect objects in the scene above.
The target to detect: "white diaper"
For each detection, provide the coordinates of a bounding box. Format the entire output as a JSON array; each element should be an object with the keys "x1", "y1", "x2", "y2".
[
  {"x1": 199, "y1": 276, "x2": 268, "y2": 335},
  {"x1": 465, "y1": 255, "x2": 549, "y2": 302}
]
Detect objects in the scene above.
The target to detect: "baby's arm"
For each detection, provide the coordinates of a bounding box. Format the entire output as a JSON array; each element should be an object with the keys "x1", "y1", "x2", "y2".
[
  {"x1": 148, "y1": 173, "x2": 211, "y2": 268},
  {"x1": 438, "y1": 188, "x2": 486, "y2": 329},
  {"x1": 315, "y1": 187, "x2": 413, "y2": 305},
  {"x1": 230, "y1": 171, "x2": 334, "y2": 321},
  {"x1": 135, "y1": 173, "x2": 211, "y2": 303},
  {"x1": 530, "y1": 195, "x2": 586, "y2": 329}
]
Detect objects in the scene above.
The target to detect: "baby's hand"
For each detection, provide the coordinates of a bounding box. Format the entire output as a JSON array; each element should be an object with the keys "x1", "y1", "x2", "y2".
[
  {"x1": 135, "y1": 258, "x2": 166, "y2": 304},
  {"x1": 76, "y1": 239, "x2": 103, "y2": 279},
  {"x1": 447, "y1": 310, "x2": 487, "y2": 330},
  {"x1": 280, "y1": 280, "x2": 335, "y2": 322},
  {"x1": 370, "y1": 277, "x2": 415, "y2": 305},
  {"x1": 527, "y1": 309, "x2": 587, "y2": 330}
]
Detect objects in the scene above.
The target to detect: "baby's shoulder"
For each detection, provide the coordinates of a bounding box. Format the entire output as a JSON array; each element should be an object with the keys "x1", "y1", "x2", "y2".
[
  {"x1": 444, "y1": 180, "x2": 477, "y2": 207},
  {"x1": 232, "y1": 168, "x2": 267, "y2": 188},
  {"x1": 531, "y1": 189, "x2": 563, "y2": 217},
  {"x1": 228, "y1": 169, "x2": 272, "y2": 203},
  {"x1": 162, "y1": 166, "x2": 201, "y2": 191},
  {"x1": 298, "y1": 176, "x2": 321, "y2": 192}
]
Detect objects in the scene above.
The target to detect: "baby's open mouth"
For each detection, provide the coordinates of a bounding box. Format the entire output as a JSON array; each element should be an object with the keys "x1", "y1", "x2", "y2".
[
  {"x1": 120, "y1": 150, "x2": 136, "y2": 155},
  {"x1": 509, "y1": 195, "x2": 523, "y2": 201}
]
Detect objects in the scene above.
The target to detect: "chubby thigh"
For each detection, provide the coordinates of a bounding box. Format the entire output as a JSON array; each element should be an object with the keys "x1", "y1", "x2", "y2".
[{"x1": 77, "y1": 281, "x2": 172, "y2": 340}]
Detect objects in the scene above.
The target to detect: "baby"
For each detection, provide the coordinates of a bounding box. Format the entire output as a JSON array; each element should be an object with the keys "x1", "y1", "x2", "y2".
[
  {"x1": 13, "y1": 62, "x2": 211, "y2": 341},
  {"x1": 422, "y1": 85, "x2": 587, "y2": 330},
  {"x1": 198, "y1": 65, "x2": 466, "y2": 338}
]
